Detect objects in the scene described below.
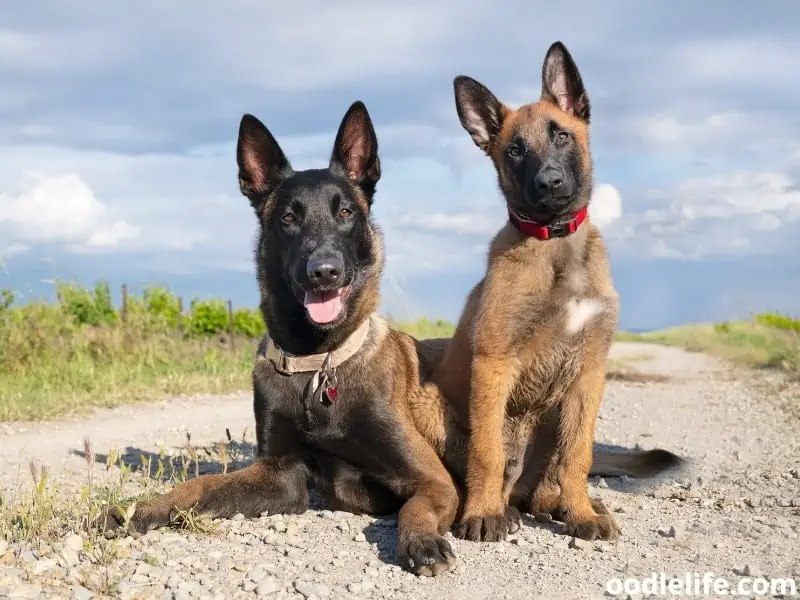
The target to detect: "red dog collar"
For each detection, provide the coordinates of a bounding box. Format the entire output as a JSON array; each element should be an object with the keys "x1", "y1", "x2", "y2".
[{"x1": 508, "y1": 206, "x2": 588, "y2": 240}]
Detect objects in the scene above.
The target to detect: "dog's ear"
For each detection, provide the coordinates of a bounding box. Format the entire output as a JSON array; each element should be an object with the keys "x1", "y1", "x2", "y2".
[
  {"x1": 330, "y1": 101, "x2": 381, "y2": 199},
  {"x1": 453, "y1": 75, "x2": 506, "y2": 155},
  {"x1": 540, "y1": 41, "x2": 590, "y2": 123},
  {"x1": 237, "y1": 114, "x2": 293, "y2": 207}
]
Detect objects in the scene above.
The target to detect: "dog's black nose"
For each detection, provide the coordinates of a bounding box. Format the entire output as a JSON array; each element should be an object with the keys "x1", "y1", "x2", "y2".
[
  {"x1": 307, "y1": 256, "x2": 344, "y2": 286},
  {"x1": 534, "y1": 167, "x2": 564, "y2": 193}
]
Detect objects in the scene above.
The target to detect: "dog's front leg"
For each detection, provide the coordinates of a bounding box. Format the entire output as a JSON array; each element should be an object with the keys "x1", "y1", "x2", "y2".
[
  {"x1": 96, "y1": 457, "x2": 309, "y2": 536},
  {"x1": 396, "y1": 476, "x2": 459, "y2": 577},
  {"x1": 552, "y1": 361, "x2": 619, "y2": 541},
  {"x1": 455, "y1": 353, "x2": 522, "y2": 542}
]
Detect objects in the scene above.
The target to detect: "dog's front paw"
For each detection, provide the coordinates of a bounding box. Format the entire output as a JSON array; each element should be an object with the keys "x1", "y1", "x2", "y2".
[
  {"x1": 454, "y1": 505, "x2": 521, "y2": 542},
  {"x1": 397, "y1": 533, "x2": 457, "y2": 577},
  {"x1": 564, "y1": 512, "x2": 620, "y2": 541},
  {"x1": 92, "y1": 503, "x2": 157, "y2": 539}
]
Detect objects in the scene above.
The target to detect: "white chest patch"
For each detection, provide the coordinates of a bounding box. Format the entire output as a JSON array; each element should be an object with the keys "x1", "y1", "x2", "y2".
[{"x1": 564, "y1": 298, "x2": 605, "y2": 335}]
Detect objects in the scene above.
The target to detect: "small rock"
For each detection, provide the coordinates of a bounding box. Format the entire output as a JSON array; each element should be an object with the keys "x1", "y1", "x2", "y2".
[
  {"x1": 208, "y1": 551, "x2": 223, "y2": 560},
  {"x1": 64, "y1": 534, "x2": 84, "y2": 552},
  {"x1": 347, "y1": 582, "x2": 362, "y2": 594},
  {"x1": 18, "y1": 550, "x2": 36, "y2": 564},
  {"x1": 59, "y1": 549, "x2": 79, "y2": 568},
  {"x1": 365, "y1": 567, "x2": 379, "y2": 578},
  {"x1": 534, "y1": 513, "x2": 553, "y2": 523},
  {"x1": 270, "y1": 522, "x2": 287, "y2": 533},
  {"x1": 313, "y1": 565, "x2": 327, "y2": 573},
  {"x1": 733, "y1": 564, "x2": 756, "y2": 577},
  {"x1": 659, "y1": 525, "x2": 680, "y2": 539},
  {"x1": 597, "y1": 477, "x2": 609, "y2": 488},
  {"x1": 286, "y1": 536, "x2": 303, "y2": 548},
  {"x1": 353, "y1": 532, "x2": 367, "y2": 543},
  {"x1": 33, "y1": 558, "x2": 58, "y2": 575},
  {"x1": 361, "y1": 579, "x2": 375, "y2": 591},
  {"x1": 9, "y1": 583, "x2": 42, "y2": 598},
  {"x1": 256, "y1": 577, "x2": 280, "y2": 596},
  {"x1": 568, "y1": 537, "x2": 589, "y2": 550},
  {"x1": 72, "y1": 587, "x2": 94, "y2": 600},
  {"x1": 294, "y1": 580, "x2": 320, "y2": 598},
  {"x1": 232, "y1": 513, "x2": 246, "y2": 522}
]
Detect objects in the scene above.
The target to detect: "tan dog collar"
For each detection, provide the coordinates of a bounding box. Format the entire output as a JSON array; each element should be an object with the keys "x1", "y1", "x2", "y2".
[{"x1": 263, "y1": 316, "x2": 372, "y2": 375}]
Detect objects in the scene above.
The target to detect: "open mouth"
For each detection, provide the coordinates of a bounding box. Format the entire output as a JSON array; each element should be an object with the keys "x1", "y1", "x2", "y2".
[{"x1": 303, "y1": 286, "x2": 351, "y2": 325}]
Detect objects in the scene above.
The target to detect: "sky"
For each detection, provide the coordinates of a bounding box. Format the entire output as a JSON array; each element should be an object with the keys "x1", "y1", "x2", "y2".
[{"x1": 1, "y1": 1, "x2": 799, "y2": 331}]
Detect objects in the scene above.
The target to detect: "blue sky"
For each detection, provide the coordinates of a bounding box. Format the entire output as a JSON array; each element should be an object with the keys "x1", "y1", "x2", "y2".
[{"x1": 1, "y1": 1, "x2": 799, "y2": 330}]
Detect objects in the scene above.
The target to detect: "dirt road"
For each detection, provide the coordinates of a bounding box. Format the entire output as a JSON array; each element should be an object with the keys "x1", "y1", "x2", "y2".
[{"x1": 1, "y1": 342, "x2": 799, "y2": 599}]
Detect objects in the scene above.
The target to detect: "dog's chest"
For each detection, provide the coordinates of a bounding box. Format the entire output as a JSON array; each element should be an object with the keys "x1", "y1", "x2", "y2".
[
  {"x1": 265, "y1": 372, "x2": 414, "y2": 480},
  {"x1": 507, "y1": 289, "x2": 612, "y2": 414}
]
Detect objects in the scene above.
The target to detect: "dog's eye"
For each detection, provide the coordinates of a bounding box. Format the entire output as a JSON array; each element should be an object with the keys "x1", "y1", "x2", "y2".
[
  {"x1": 281, "y1": 213, "x2": 296, "y2": 225},
  {"x1": 507, "y1": 144, "x2": 522, "y2": 158},
  {"x1": 556, "y1": 131, "x2": 569, "y2": 143},
  {"x1": 338, "y1": 208, "x2": 353, "y2": 219}
]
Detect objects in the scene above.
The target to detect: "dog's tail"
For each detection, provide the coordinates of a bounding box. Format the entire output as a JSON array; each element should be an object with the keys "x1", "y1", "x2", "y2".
[{"x1": 590, "y1": 448, "x2": 684, "y2": 478}]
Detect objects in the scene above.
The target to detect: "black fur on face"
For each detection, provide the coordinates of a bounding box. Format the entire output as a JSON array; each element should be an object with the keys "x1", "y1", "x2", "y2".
[{"x1": 236, "y1": 101, "x2": 383, "y2": 354}]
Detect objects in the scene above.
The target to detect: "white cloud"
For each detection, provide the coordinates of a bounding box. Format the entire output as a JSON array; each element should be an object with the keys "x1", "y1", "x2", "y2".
[
  {"x1": 0, "y1": 171, "x2": 139, "y2": 250},
  {"x1": 607, "y1": 170, "x2": 800, "y2": 261},
  {"x1": 589, "y1": 184, "x2": 623, "y2": 228}
]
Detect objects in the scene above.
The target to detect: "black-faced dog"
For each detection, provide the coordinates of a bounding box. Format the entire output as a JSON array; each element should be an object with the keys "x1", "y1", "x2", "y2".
[{"x1": 98, "y1": 101, "x2": 461, "y2": 577}]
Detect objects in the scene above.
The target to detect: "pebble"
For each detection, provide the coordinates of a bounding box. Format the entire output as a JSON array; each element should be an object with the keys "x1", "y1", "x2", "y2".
[
  {"x1": 568, "y1": 537, "x2": 589, "y2": 550},
  {"x1": 256, "y1": 578, "x2": 280, "y2": 596},
  {"x1": 353, "y1": 533, "x2": 367, "y2": 543},
  {"x1": 8, "y1": 583, "x2": 42, "y2": 598},
  {"x1": 294, "y1": 580, "x2": 330, "y2": 598},
  {"x1": 270, "y1": 522, "x2": 287, "y2": 533},
  {"x1": 59, "y1": 549, "x2": 79, "y2": 568},
  {"x1": 659, "y1": 525, "x2": 680, "y2": 539},
  {"x1": 64, "y1": 534, "x2": 84, "y2": 552}
]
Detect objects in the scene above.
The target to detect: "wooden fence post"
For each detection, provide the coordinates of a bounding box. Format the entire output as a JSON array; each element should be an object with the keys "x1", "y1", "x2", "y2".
[
  {"x1": 227, "y1": 300, "x2": 235, "y2": 351},
  {"x1": 121, "y1": 284, "x2": 128, "y2": 324},
  {"x1": 177, "y1": 296, "x2": 184, "y2": 333}
]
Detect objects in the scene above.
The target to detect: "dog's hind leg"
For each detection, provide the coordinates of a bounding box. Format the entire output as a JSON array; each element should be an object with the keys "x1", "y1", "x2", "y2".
[
  {"x1": 96, "y1": 457, "x2": 309, "y2": 536},
  {"x1": 317, "y1": 463, "x2": 404, "y2": 515}
]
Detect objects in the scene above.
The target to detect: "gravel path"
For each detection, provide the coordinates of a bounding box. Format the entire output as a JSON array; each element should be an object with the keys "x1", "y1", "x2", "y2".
[{"x1": 1, "y1": 342, "x2": 799, "y2": 599}]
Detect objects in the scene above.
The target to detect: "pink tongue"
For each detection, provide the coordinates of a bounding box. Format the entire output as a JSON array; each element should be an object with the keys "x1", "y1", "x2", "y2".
[{"x1": 304, "y1": 290, "x2": 344, "y2": 324}]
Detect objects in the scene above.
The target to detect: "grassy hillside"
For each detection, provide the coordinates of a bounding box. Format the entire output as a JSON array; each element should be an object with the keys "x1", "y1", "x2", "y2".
[
  {"x1": 0, "y1": 281, "x2": 454, "y2": 421},
  {"x1": 616, "y1": 313, "x2": 800, "y2": 375}
]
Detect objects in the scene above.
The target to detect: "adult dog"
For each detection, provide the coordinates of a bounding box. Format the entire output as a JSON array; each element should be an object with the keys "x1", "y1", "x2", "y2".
[
  {"x1": 431, "y1": 41, "x2": 681, "y2": 544},
  {"x1": 99, "y1": 101, "x2": 461, "y2": 576}
]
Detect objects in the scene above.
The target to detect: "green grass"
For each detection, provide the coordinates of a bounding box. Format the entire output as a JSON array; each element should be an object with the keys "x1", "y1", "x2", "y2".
[
  {"x1": 0, "y1": 431, "x2": 253, "y2": 595},
  {"x1": 615, "y1": 312, "x2": 800, "y2": 375},
  {"x1": 0, "y1": 280, "x2": 455, "y2": 421}
]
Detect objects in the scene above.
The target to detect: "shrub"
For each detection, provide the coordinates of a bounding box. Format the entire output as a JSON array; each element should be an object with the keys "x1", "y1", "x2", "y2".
[
  {"x1": 754, "y1": 312, "x2": 800, "y2": 333},
  {"x1": 57, "y1": 281, "x2": 117, "y2": 327},
  {"x1": 233, "y1": 308, "x2": 266, "y2": 338},
  {"x1": 0, "y1": 288, "x2": 14, "y2": 311},
  {"x1": 142, "y1": 285, "x2": 181, "y2": 328},
  {"x1": 186, "y1": 298, "x2": 229, "y2": 336}
]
